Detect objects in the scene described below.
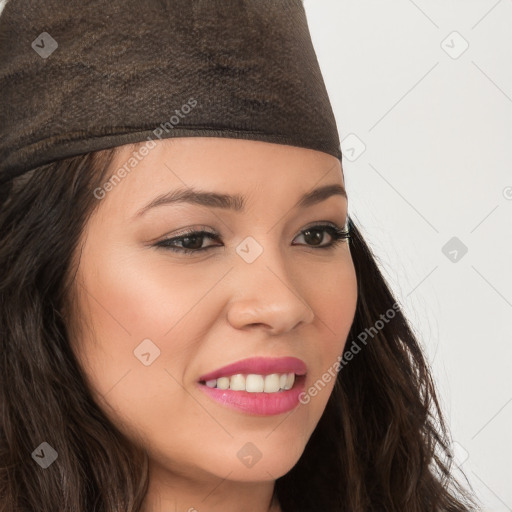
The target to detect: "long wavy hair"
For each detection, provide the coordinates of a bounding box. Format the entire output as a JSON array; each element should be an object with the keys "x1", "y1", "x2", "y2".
[{"x1": 0, "y1": 149, "x2": 479, "y2": 511}]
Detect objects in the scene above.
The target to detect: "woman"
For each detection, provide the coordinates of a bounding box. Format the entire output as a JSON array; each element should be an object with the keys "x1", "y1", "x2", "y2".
[{"x1": 0, "y1": 0, "x2": 478, "y2": 510}]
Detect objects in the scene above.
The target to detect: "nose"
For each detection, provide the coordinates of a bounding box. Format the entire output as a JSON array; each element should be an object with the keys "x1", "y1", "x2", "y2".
[{"x1": 226, "y1": 246, "x2": 316, "y2": 335}]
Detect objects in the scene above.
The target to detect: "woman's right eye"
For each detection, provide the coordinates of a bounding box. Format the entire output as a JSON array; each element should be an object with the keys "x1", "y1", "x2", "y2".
[{"x1": 154, "y1": 230, "x2": 220, "y2": 254}]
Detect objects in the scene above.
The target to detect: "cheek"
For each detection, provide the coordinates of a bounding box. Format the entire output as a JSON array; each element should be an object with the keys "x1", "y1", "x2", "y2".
[
  {"x1": 297, "y1": 251, "x2": 357, "y2": 417},
  {"x1": 76, "y1": 242, "x2": 220, "y2": 347},
  {"x1": 72, "y1": 244, "x2": 213, "y2": 405},
  {"x1": 71, "y1": 263, "x2": 208, "y2": 449},
  {"x1": 303, "y1": 248, "x2": 358, "y2": 345}
]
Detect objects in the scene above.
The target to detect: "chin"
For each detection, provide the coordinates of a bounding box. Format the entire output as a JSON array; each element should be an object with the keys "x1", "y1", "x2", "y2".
[{"x1": 202, "y1": 437, "x2": 307, "y2": 482}]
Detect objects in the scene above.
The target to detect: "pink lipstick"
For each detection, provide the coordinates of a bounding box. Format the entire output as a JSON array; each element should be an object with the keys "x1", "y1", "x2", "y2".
[{"x1": 197, "y1": 356, "x2": 307, "y2": 416}]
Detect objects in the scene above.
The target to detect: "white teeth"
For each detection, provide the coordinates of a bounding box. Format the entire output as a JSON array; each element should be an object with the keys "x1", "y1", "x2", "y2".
[
  {"x1": 264, "y1": 373, "x2": 281, "y2": 393},
  {"x1": 203, "y1": 372, "x2": 296, "y2": 393},
  {"x1": 229, "y1": 374, "x2": 245, "y2": 391},
  {"x1": 284, "y1": 373, "x2": 294, "y2": 390},
  {"x1": 216, "y1": 376, "x2": 230, "y2": 390},
  {"x1": 246, "y1": 374, "x2": 264, "y2": 392}
]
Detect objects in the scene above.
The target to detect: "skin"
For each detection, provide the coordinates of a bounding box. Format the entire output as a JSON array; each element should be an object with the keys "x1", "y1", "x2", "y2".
[{"x1": 69, "y1": 137, "x2": 358, "y2": 512}]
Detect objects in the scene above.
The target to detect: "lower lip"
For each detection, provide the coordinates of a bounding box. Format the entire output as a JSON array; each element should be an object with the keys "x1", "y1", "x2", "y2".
[{"x1": 197, "y1": 375, "x2": 306, "y2": 416}]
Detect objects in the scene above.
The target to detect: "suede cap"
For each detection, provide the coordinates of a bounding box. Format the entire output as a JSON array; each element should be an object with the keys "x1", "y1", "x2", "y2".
[{"x1": 0, "y1": 0, "x2": 342, "y2": 186}]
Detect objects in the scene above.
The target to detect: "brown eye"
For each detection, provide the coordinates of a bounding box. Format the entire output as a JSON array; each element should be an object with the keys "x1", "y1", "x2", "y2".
[
  {"x1": 301, "y1": 228, "x2": 325, "y2": 246},
  {"x1": 155, "y1": 230, "x2": 220, "y2": 253},
  {"x1": 292, "y1": 224, "x2": 350, "y2": 249}
]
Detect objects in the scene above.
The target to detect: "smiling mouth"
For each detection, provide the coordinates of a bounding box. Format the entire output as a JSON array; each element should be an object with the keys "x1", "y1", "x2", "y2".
[{"x1": 198, "y1": 373, "x2": 305, "y2": 393}]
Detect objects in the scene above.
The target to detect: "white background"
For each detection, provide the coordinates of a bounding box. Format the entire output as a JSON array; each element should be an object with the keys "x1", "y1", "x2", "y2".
[
  {"x1": 304, "y1": 1, "x2": 512, "y2": 510},
  {"x1": 1, "y1": 0, "x2": 510, "y2": 509}
]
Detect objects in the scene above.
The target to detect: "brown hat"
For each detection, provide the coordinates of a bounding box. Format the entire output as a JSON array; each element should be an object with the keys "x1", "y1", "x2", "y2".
[{"x1": 0, "y1": 0, "x2": 341, "y2": 186}]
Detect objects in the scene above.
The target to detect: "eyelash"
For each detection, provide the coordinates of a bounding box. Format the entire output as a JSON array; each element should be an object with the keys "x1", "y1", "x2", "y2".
[{"x1": 154, "y1": 222, "x2": 351, "y2": 254}]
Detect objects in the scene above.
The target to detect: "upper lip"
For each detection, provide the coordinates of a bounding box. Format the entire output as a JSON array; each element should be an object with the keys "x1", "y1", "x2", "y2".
[{"x1": 198, "y1": 356, "x2": 307, "y2": 382}]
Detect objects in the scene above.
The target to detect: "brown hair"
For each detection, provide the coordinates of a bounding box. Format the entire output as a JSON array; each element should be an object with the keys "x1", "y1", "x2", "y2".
[{"x1": 0, "y1": 149, "x2": 479, "y2": 511}]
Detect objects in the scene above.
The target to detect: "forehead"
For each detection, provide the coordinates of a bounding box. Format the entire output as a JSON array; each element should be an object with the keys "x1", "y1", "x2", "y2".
[{"x1": 96, "y1": 137, "x2": 344, "y2": 218}]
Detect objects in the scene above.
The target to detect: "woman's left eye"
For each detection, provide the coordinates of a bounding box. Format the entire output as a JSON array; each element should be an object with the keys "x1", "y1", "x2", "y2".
[{"x1": 154, "y1": 223, "x2": 350, "y2": 254}]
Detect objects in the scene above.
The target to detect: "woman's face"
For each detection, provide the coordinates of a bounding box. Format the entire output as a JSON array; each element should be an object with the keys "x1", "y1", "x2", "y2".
[{"x1": 71, "y1": 137, "x2": 357, "y2": 492}]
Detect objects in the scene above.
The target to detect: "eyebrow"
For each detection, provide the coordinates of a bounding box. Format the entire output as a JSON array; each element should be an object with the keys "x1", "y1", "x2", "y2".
[{"x1": 134, "y1": 182, "x2": 347, "y2": 218}]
